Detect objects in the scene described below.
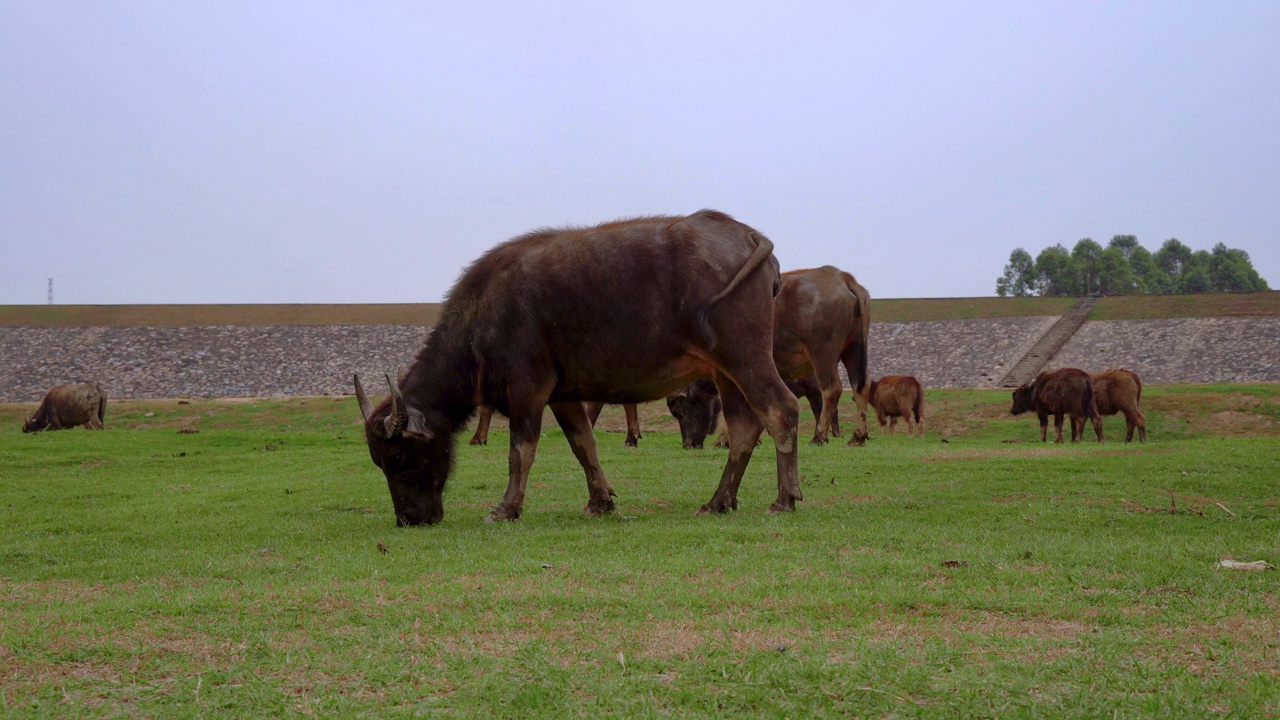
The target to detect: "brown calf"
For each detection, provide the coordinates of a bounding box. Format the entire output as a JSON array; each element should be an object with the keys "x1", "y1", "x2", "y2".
[
  {"x1": 868, "y1": 375, "x2": 925, "y2": 437},
  {"x1": 1091, "y1": 368, "x2": 1146, "y2": 443},
  {"x1": 1010, "y1": 368, "x2": 1102, "y2": 443}
]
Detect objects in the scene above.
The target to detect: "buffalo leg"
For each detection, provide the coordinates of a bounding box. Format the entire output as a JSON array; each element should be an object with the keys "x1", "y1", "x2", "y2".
[
  {"x1": 716, "y1": 369, "x2": 800, "y2": 513},
  {"x1": 810, "y1": 364, "x2": 844, "y2": 446},
  {"x1": 1091, "y1": 414, "x2": 1104, "y2": 443},
  {"x1": 1126, "y1": 407, "x2": 1147, "y2": 443},
  {"x1": 841, "y1": 351, "x2": 870, "y2": 446},
  {"x1": 1038, "y1": 412, "x2": 1049, "y2": 442},
  {"x1": 550, "y1": 401, "x2": 617, "y2": 516},
  {"x1": 903, "y1": 409, "x2": 916, "y2": 438},
  {"x1": 1054, "y1": 412, "x2": 1066, "y2": 443},
  {"x1": 888, "y1": 416, "x2": 899, "y2": 435},
  {"x1": 697, "y1": 378, "x2": 765, "y2": 514},
  {"x1": 623, "y1": 403, "x2": 641, "y2": 447},
  {"x1": 486, "y1": 394, "x2": 549, "y2": 522},
  {"x1": 584, "y1": 401, "x2": 605, "y2": 427},
  {"x1": 801, "y1": 385, "x2": 837, "y2": 437},
  {"x1": 469, "y1": 405, "x2": 494, "y2": 446}
]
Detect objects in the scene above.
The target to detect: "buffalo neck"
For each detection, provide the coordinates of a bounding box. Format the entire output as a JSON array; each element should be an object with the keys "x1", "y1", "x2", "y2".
[{"x1": 398, "y1": 320, "x2": 478, "y2": 433}]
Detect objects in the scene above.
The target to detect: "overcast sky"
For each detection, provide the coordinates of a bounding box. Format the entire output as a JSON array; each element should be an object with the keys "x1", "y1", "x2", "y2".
[{"x1": 2, "y1": 2, "x2": 1277, "y2": 305}]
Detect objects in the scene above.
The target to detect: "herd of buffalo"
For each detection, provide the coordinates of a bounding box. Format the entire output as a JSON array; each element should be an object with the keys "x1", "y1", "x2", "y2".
[{"x1": 20, "y1": 210, "x2": 1148, "y2": 527}]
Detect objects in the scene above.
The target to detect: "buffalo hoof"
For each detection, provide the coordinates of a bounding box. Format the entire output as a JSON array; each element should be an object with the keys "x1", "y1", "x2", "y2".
[
  {"x1": 696, "y1": 497, "x2": 737, "y2": 514},
  {"x1": 713, "y1": 438, "x2": 729, "y2": 449},
  {"x1": 484, "y1": 504, "x2": 521, "y2": 522},
  {"x1": 584, "y1": 497, "x2": 617, "y2": 516},
  {"x1": 767, "y1": 499, "x2": 796, "y2": 513},
  {"x1": 809, "y1": 434, "x2": 829, "y2": 446},
  {"x1": 469, "y1": 436, "x2": 486, "y2": 446},
  {"x1": 624, "y1": 438, "x2": 639, "y2": 448}
]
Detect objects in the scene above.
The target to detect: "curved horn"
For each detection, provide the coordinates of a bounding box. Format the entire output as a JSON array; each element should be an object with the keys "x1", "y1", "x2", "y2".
[
  {"x1": 385, "y1": 373, "x2": 407, "y2": 437},
  {"x1": 353, "y1": 373, "x2": 375, "y2": 422}
]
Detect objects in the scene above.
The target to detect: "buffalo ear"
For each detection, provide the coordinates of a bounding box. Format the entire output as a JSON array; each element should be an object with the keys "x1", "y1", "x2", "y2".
[{"x1": 403, "y1": 408, "x2": 434, "y2": 442}]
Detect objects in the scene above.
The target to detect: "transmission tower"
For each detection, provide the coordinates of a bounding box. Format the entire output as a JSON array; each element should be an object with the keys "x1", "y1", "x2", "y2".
[{"x1": 48, "y1": 278, "x2": 53, "y2": 304}]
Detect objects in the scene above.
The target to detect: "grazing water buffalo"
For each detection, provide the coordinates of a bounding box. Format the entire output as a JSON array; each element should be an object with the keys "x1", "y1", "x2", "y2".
[
  {"x1": 23, "y1": 383, "x2": 106, "y2": 432},
  {"x1": 668, "y1": 266, "x2": 870, "y2": 449},
  {"x1": 469, "y1": 402, "x2": 642, "y2": 447},
  {"x1": 868, "y1": 375, "x2": 925, "y2": 437},
  {"x1": 1091, "y1": 368, "x2": 1146, "y2": 443},
  {"x1": 670, "y1": 376, "x2": 836, "y2": 450},
  {"x1": 1010, "y1": 368, "x2": 1102, "y2": 443},
  {"x1": 355, "y1": 210, "x2": 800, "y2": 526},
  {"x1": 666, "y1": 378, "x2": 722, "y2": 449}
]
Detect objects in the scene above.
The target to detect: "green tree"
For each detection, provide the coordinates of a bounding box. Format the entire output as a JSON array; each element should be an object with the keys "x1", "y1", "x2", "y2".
[
  {"x1": 1107, "y1": 234, "x2": 1140, "y2": 260},
  {"x1": 1153, "y1": 238, "x2": 1193, "y2": 291},
  {"x1": 996, "y1": 248, "x2": 1036, "y2": 297},
  {"x1": 1127, "y1": 245, "x2": 1162, "y2": 293},
  {"x1": 1033, "y1": 244, "x2": 1080, "y2": 296},
  {"x1": 1208, "y1": 243, "x2": 1269, "y2": 292},
  {"x1": 1179, "y1": 250, "x2": 1212, "y2": 292},
  {"x1": 1072, "y1": 238, "x2": 1104, "y2": 295},
  {"x1": 996, "y1": 235, "x2": 1268, "y2": 296},
  {"x1": 1096, "y1": 247, "x2": 1138, "y2": 295}
]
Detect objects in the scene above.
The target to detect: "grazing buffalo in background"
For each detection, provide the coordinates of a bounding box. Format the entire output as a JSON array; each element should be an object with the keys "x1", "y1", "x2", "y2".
[
  {"x1": 355, "y1": 210, "x2": 800, "y2": 526},
  {"x1": 469, "y1": 402, "x2": 642, "y2": 447},
  {"x1": 1091, "y1": 368, "x2": 1146, "y2": 443},
  {"x1": 23, "y1": 383, "x2": 107, "y2": 433},
  {"x1": 668, "y1": 265, "x2": 870, "y2": 449},
  {"x1": 1010, "y1": 368, "x2": 1102, "y2": 443},
  {"x1": 773, "y1": 267, "x2": 871, "y2": 445},
  {"x1": 868, "y1": 375, "x2": 925, "y2": 437},
  {"x1": 670, "y1": 376, "x2": 836, "y2": 450},
  {"x1": 666, "y1": 378, "x2": 722, "y2": 449}
]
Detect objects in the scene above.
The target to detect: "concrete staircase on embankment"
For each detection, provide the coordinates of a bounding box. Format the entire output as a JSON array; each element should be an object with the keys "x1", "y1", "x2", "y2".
[{"x1": 997, "y1": 296, "x2": 1099, "y2": 388}]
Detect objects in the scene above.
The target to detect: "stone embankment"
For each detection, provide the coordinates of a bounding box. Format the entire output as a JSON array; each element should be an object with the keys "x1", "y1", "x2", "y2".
[
  {"x1": 1049, "y1": 318, "x2": 1280, "y2": 383},
  {"x1": 2, "y1": 315, "x2": 1277, "y2": 402},
  {"x1": 1, "y1": 326, "x2": 431, "y2": 402}
]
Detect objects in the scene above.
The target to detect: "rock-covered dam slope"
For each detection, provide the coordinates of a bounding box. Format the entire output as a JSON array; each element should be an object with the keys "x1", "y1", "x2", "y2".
[{"x1": 3, "y1": 311, "x2": 1276, "y2": 402}]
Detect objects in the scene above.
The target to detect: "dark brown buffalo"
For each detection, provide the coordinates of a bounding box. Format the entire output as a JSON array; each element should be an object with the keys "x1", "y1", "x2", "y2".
[
  {"x1": 670, "y1": 265, "x2": 870, "y2": 450},
  {"x1": 868, "y1": 375, "x2": 925, "y2": 437},
  {"x1": 469, "y1": 402, "x2": 642, "y2": 447},
  {"x1": 671, "y1": 376, "x2": 835, "y2": 449},
  {"x1": 23, "y1": 383, "x2": 107, "y2": 433},
  {"x1": 1010, "y1": 368, "x2": 1102, "y2": 443},
  {"x1": 1091, "y1": 368, "x2": 1146, "y2": 443},
  {"x1": 355, "y1": 210, "x2": 800, "y2": 526}
]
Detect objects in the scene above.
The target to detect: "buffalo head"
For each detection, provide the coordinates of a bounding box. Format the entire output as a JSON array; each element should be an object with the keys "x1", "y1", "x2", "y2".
[
  {"x1": 355, "y1": 373, "x2": 452, "y2": 526},
  {"x1": 666, "y1": 378, "x2": 722, "y2": 449},
  {"x1": 1010, "y1": 383, "x2": 1036, "y2": 415}
]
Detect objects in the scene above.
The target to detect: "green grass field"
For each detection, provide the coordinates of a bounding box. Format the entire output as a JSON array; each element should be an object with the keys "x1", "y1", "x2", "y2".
[{"x1": 2, "y1": 388, "x2": 1278, "y2": 717}]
